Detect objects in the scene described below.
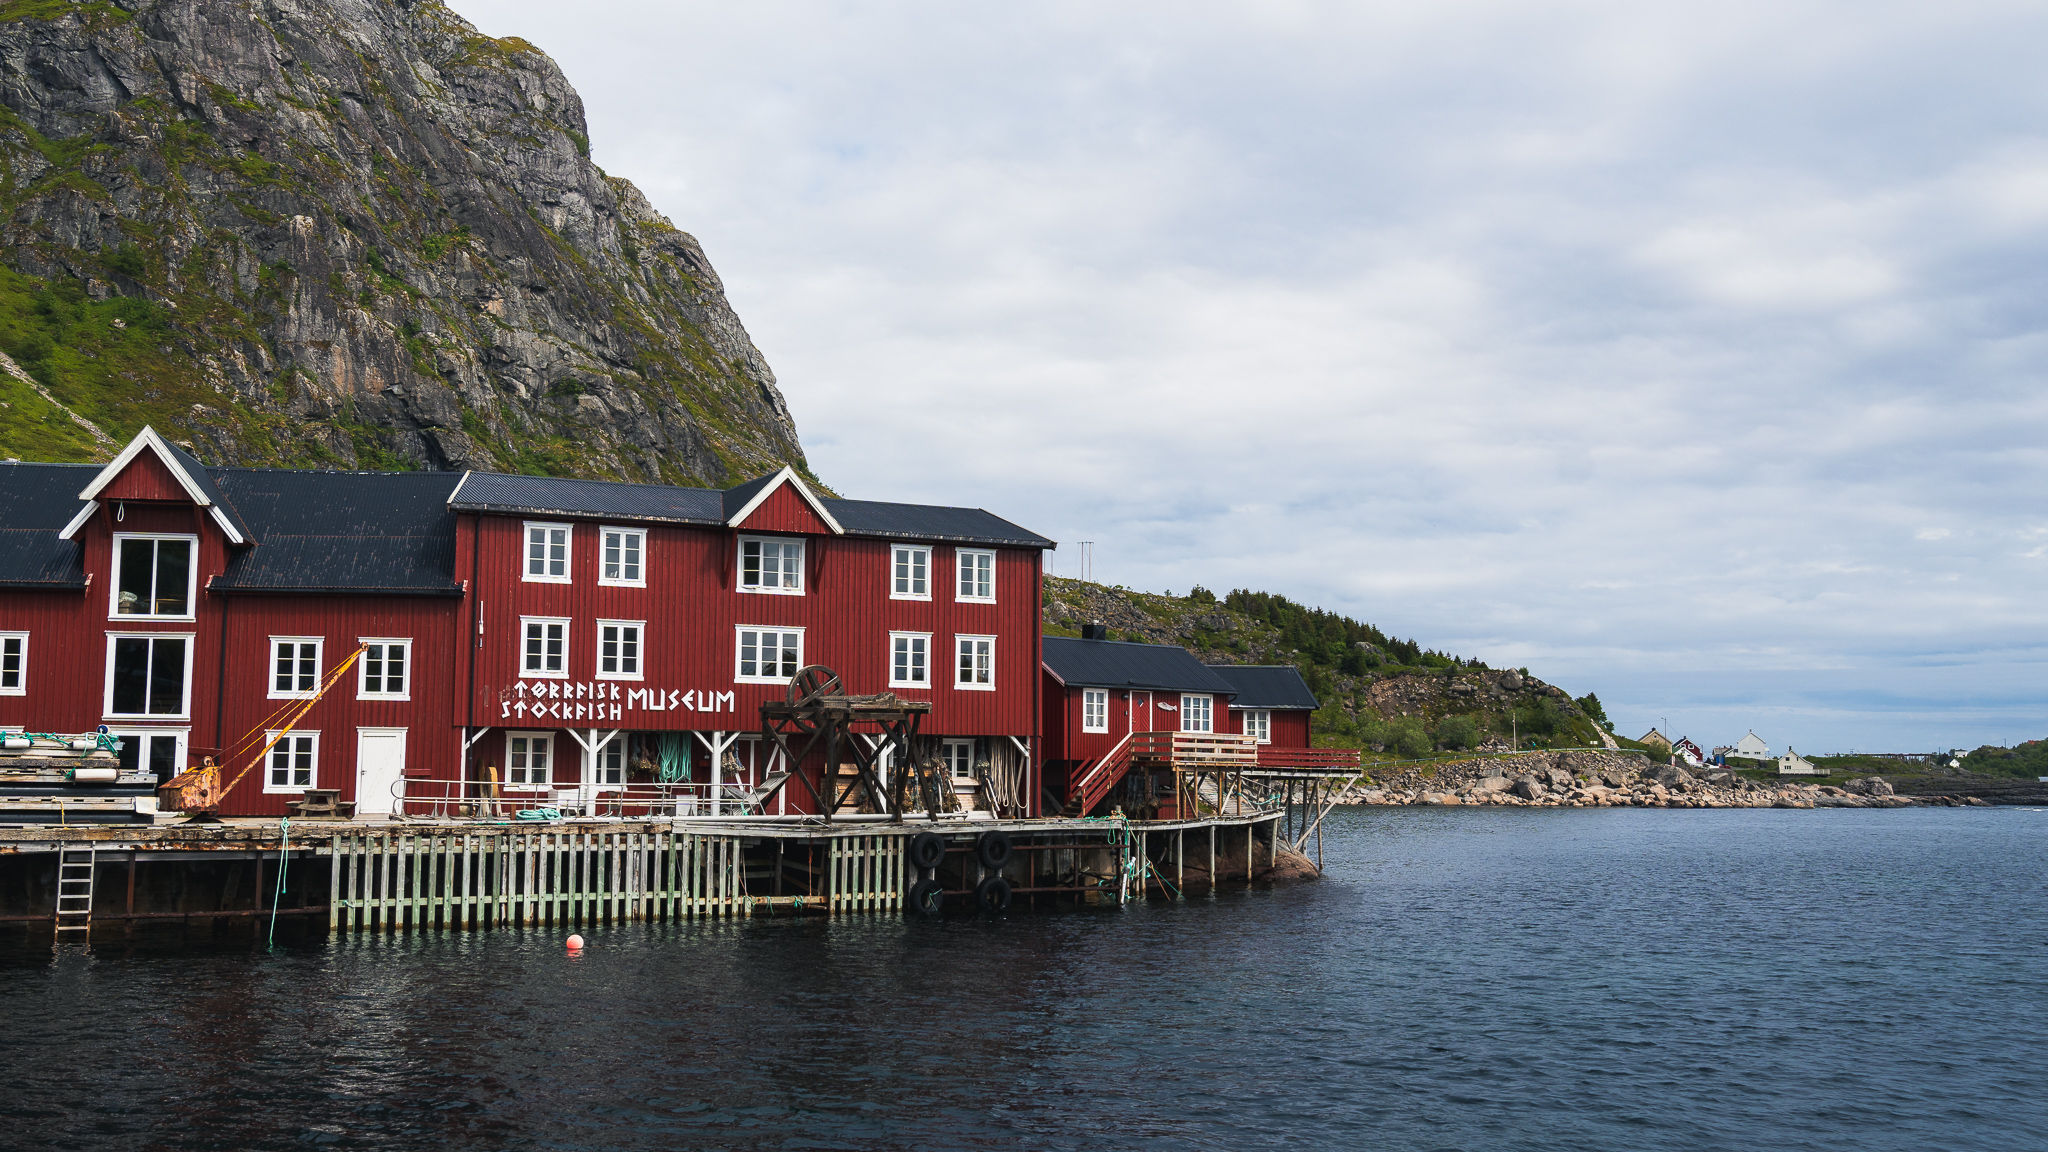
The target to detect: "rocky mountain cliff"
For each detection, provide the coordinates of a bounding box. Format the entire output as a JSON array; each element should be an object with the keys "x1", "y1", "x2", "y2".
[{"x1": 0, "y1": 0, "x2": 807, "y2": 483}]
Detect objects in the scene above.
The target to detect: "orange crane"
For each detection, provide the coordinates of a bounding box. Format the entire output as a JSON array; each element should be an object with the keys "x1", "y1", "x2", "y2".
[{"x1": 159, "y1": 645, "x2": 368, "y2": 820}]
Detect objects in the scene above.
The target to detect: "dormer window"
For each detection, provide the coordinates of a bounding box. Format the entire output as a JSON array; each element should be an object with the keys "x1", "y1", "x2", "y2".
[
  {"x1": 739, "y1": 536, "x2": 803, "y2": 594},
  {"x1": 111, "y1": 534, "x2": 196, "y2": 619}
]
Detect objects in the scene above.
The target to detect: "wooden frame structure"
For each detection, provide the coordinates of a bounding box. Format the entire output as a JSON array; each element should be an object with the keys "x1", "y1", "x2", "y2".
[{"x1": 754, "y1": 665, "x2": 941, "y2": 822}]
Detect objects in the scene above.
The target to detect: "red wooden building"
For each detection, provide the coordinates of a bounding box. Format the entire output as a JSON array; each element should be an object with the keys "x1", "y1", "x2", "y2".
[
  {"x1": 1039, "y1": 628, "x2": 1328, "y2": 816},
  {"x1": 0, "y1": 428, "x2": 1052, "y2": 819}
]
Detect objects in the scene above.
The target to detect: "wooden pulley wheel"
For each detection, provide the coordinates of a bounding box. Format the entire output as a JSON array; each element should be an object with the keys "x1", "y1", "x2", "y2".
[{"x1": 786, "y1": 664, "x2": 843, "y2": 708}]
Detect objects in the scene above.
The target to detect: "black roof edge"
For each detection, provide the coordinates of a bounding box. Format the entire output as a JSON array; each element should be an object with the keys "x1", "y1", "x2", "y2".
[{"x1": 0, "y1": 580, "x2": 88, "y2": 591}]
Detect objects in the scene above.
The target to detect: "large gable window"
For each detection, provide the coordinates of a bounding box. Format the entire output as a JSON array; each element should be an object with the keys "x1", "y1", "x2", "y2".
[
  {"x1": 106, "y1": 634, "x2": 191, "y2": 718},
  {"x1": 524, "y1": 522, "x2": 572, "y2": 583},
  {"x1": 739, "y1": 536, "x2": 803, "y2": 594},
  {"x1": 111, "y1": 534, "x2": 196, "y2": 619}
]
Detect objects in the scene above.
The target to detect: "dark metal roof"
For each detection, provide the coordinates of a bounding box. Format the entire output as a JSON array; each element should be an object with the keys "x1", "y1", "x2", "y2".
[
  {"x1": 448, "y1": 472, "x2": 724, "y2": 526},
  {"x1": 449, "y1": 470, "x2": 1054, "y2": 548},
  {"x1": 1205, "y1": 665, "x2": 1320, "y2": 710},
  {"x1": 209, "y1": 470, "x2": 464, "y2": 595},
  {"x1": 162, "y1": 438, "x2": 251, "y2": 541},
  {"x1": 0, "y1": 461, "x2": 92, "y2": 589},
  {"x1": 1042, "y1": 636, "x2": 1238, "y2": 696}
]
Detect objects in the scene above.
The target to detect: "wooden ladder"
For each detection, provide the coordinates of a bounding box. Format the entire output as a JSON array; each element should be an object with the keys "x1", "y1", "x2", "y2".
[{"x1": 54, "y1": 844, "x2": 95, "y2": 933}]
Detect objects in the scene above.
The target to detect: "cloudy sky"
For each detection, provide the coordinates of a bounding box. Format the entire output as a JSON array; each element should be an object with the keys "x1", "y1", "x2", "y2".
[{"x1": 456, "y1": 0, "x2": 2048, "y2": 753}]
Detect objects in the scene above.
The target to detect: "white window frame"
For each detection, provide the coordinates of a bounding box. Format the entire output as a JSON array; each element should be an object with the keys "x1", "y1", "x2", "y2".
[
  {"x1": 955, "y1": 548, "x2": 995, "y2": 603},
  {"x1": 942, "y1": 738, "x2": 977, "y2": 781},
  {"x1": 590, "y1": 733, "x2": 628, "y2": 793},
  {"x1": 0, "y1": 631, "x2": 25, "y2": 695},
  {"x1": 954, "y1": 634, "x2": 995, "y2": 691},
  {"x1": 103, "y1": 632, "x2": 195, "y2": 720},
  {"x1": 262, "y1": 729, "x2": 319, "y2": 794},
  {"x1": 521, "y1": 617, "x2": 570, "y2": 679},
  {"x1": 889, "y1": 631, "x2": 931, "y2": 688},
  {"x1": 356, "y1": 637, "x2": 411, "y2": 701},
  {"x1": 1239, "y1": 708, "x2": 1271, "y2": 744},
  {"x1": 1082, "y1": 688, "x2": 1108, "y2": 733},
  {"x1": 267, "y1": 636, "x2": 325, "y2": 700},
  {"x1": 523, "y1": 521, "x2": 573, "y2": 584},
  {"x1": 505, "y1": 731, "x2": 555, "y2": 791},
  {"x1": 1180, "y1": 694, "x2": 1214, "y2": 734},
  {"x1": 737, "y1": 535, "x2": 805, "y2": 595},
  {"x1": 599, "y1": 526, "x2": 646, "y2": 588},
  {"x1": 891, "y1": 545, "x2": 931, "y2": 600},
  {"x1": 106, "y1": 727, "x2": 188, "y2": 783},
  {"x1": 109, "y1": 532, "x2": 199, "y2": 621},
  {"x1": 735, "y1": 626, "x2": 804, "y2": 684},
  {"x1": 596, "y1": 619, "x2": 645, "y2": 681}
]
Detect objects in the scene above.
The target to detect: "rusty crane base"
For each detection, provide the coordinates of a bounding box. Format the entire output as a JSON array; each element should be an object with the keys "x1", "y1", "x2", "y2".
[{"x1": 0, "y1": 811, "x2": 1290, "y2": 932}]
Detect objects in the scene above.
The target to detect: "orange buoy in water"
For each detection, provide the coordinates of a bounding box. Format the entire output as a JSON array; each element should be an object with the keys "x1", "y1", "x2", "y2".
[{"x1": 566, "y1": 934, "x2": 584, "y2": 951}]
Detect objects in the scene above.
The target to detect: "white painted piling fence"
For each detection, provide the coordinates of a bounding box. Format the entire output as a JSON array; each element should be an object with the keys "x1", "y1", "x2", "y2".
[{"x1": 328, "y1": 829, "x2": 907, "y2": 931}]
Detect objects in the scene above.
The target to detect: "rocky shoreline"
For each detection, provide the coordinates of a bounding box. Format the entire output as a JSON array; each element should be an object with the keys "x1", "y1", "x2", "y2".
[{"x1": 1338, "y1": 751, "x2": 2023, "y2": 809}]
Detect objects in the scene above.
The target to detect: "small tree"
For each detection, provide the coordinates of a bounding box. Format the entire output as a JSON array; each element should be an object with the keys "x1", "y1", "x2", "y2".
[{"x1": 1435, "y1": 714, "x2": 1480, "y2": 751}]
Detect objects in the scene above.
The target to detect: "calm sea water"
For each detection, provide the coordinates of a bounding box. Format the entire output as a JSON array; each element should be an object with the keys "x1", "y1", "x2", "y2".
[{"x1": 2, "y1": 807, "x2": 2042, "y2": 1151}]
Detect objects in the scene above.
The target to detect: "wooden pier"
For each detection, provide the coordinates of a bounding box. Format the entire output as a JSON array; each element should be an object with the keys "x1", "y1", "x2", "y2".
[{"x1": 0, "y1": 812, "x2": 1290, "y2": 933}]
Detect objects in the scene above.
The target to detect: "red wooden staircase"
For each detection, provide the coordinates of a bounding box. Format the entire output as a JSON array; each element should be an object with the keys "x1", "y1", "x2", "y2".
[{"x1": 1062, "y1": 733, "x2": 1136, "y2": 817}]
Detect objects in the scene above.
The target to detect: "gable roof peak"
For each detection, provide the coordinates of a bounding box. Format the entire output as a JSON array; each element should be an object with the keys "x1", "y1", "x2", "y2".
[
  {"x1": 722, "y1": 464, "x2": 843, "y2": 535},
  {"x1": 62, "y1": 426, "x2": 247, "y2": 544}
]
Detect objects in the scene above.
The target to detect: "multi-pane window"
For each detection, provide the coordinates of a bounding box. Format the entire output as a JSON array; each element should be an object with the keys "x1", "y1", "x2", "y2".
[
  {"x1": 942, "y1": 739, "x2": 976, "y2": 781},
  {"x1": 956, "y1": 549, "x2": 995, "y2": 601},
  {"x1": 269, "y1": 638, "x2": 322, "y2": 699},
  {"x1": 1180, "y1": 694, "x2": 1213, "y2": 734},
  {"x1": 264, "y1": 731, "x2": 318, "y2": 793},
  {"x1": 1082, "y1": 688, "x2": 1109, "y2": 733},
  {"x1": 358, "y1": 639, "x2": 409, "y2": 699},
  {"x1": 522, "y1": 618, "x2": 569, "y2": 677},
  {"x1": 107, "y1": 635, "x2": 189, "y2": 717},
  {"x1": 892, "y1": 545, "x2": 930, "y2": 599},
  {"x1": 955, "y1": 635, "x2": 994, "y2": 690},
  {"x1": 739, "y1": 537, "x2": 804, "y2": 593},
  {"x1": 594, "y1": 735, "x2": 626, "y2": 790},
  {"x1": 112, "y1": 534, "x2": 195, "y2": 617},
  {"x1": 524, "y1": 522, "x2": 571, "y2": 583},
  {"x1": 0, "y1": 633, "x2": 24, "y2": 695},
  {"x1": 601, "y1": 527, "x2": 644, "y2": 586},
  {"x1": 889, "y1": 632, "x2": 930, "y2": 687},
  {"x1": 1241, "y1": 709, "x2": 1271, "y2": 744},
  {"x1": 507, "y1": 733, "x2": 553, "y2": 789},
  {"x1": 111, "y1": 729, "x2": 184, "y2": 785},
  {"x1": 737, "y1": 627, "x2": 802, "y2": 682},
  {"x1": 597, "y1": 621, "x2": 643, "y2": 679}
]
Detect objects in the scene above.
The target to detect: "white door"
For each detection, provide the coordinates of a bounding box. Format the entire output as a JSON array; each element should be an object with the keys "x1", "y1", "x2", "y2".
[{"x1": 355, "y1": 728, "x2": 407, "y2": 816}]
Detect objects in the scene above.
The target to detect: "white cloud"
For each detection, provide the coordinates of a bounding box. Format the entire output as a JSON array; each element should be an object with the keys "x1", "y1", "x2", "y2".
[{"x1": 454, "y1": 0, "x2": 2048, "y2": 751}]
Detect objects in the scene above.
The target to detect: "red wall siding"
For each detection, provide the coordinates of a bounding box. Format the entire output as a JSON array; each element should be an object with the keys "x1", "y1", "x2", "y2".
[
  {"x1": 736, "y1": 483, "x2": 835, "y2": 536},
  {"x1": 98, "y1": 451, "x2": 188, "y2": 503}
]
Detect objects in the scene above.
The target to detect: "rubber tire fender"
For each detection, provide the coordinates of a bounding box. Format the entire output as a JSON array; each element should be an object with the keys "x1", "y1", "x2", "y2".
[
  {"x1": 976, "y1": 830, "x2": 1012, "y2": 870},
  {"x1": 973, "y1": 875, "x2": 1012, "y2": 913},
  {"x1": 908, "y1": 831, "x2": 946, "y2": 871},
  {"x1": 907, "y1": 877, "x2": 946, "y2": 916}
]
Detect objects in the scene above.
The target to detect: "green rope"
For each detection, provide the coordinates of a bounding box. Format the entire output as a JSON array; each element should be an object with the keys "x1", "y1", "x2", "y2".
[{"x1": 656, "y1": 733, "x2": 690, "y2": 783}]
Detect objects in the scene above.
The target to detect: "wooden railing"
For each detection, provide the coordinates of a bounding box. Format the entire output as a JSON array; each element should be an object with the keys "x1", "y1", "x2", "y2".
[
  {"x1": 1254, "y1": 747, "x2": 1364, "y2": 771},
  {"x1": 1130, "y1": 730, "x2": 1259, "y2": 766},
  {"x1": 1065, "y1": 732, "x2": 1136, "y2": 816}
]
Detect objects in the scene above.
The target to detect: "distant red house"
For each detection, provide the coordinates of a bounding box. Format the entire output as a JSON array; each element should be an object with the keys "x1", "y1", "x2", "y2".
[{"x1": 0, "y1": 427, "x2": 1052, "y2": 819}]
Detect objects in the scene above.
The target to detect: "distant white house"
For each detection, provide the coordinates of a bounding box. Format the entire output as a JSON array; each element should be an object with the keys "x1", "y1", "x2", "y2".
[
  {"x1": 1777, "y1": 748, "x2": 1820, "y2": 776},
  {"x1": 1731, "y1": 731, "x2": 1771, "y2": 759}
]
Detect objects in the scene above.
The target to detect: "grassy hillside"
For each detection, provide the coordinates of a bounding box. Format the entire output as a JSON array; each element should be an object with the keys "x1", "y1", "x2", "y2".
[{"x1": 1042, "y1": 576, "x2": 1611, "y2": 760}]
